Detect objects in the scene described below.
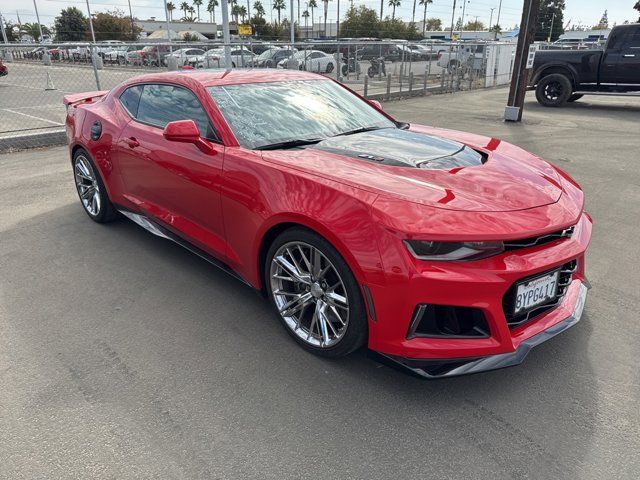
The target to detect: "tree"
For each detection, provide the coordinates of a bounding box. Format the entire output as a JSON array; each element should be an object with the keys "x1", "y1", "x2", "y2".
[
  {"x1": 425, "y1": 17, "x2": 441, "y2": 31},
  {"x1": 490, "y1": 23, "x2": 502, "y2": 34},
  {"x1": 239, "y1": 5, "x2": 248, "y2": 22},
  {"x1": 54, "y1": 7, "x2": 88, "y2": 41},
  {"x1": 341, "y1": 5, "x2": 379, "y2": 38},
  {"x1": 273, "y1": 0, "x2": 286, "y2": 24},
  {"x1": 22, "y1": 23, "x2": 51, "y2": 42},
  {"x1": 254, "y1": 1, "x2": 265, "y2": 18},
  {"x1": 594, "y1": 10, "x2": 608, "y2": 29},
  {"x1": 91, "y1": 9, "x2": 142, "y2": 40},
  {"x1": 464, "y1": 19, "x2": 485, "y2": 31},
  {"x1": 207, "y1": 0, "x2": 218, "y2": 22},
  {"x1": 231, "y1": 4, "x2": 243, "y2": 22},
  {"x1": 309, "y1": 0, "x2": 318, "y2": 36},
  {"x1": 535, "y1": 0, "x2": 565, "y2": 42},
  {"x1": 419, "y1": 0, "x2": 433, "y2": 35},
  {"x1": 180, "y1": 2, "x2": 191, "y2": 19},
  {"x1": 635, "y1": 2, "x2": 640, "y2": 23},
  {"x1": 302, "y1": 9, "x2": 310, "y2": 32},
  {"x1": 182, "y1": 32, "x2": 200, "y2": 41},
  {"x1": 379, "y1": 17, "x2": 420, "y2": 39},
  {"x1": 388, "y1": 0, "x2": 401, "y2": 21},
  {"x1": 167, "y1": 2, "x2": 176, "y2": 21},
  {"x1": 193, "y1": 0, "x2": 203, "y2": 20}
]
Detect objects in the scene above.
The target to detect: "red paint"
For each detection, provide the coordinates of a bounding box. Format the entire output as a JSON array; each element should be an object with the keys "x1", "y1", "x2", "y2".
[{"x1": 65, "y1": 70, "x2": 592, "y2": 361}]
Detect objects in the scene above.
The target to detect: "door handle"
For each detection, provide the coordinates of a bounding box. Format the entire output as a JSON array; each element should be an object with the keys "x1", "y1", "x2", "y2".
[
  {"x1": 126, "y1": 137, "x2": 139, "y2": 148},
  {"x1": 623, "y1": 54, "x2": 636, "y2": 58}
]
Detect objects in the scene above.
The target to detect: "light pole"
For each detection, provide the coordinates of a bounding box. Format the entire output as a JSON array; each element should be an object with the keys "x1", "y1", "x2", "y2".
[
  {"x1": 32, "y1": 0, "x2": 44, "y2": 42},
  {"x1": 449, "y1": 0, "x2": 457, "y2": 41},
  {"x1": 85, "y1": 0, "x2": 96, "y2": 43},
  {"x1": 220, "y1": 0, "x2": 231, "y2": 66},
  {"x1": 494, "y1": 0, "x2": 503, "y2": 40},
  {"x1": 461, "y1": 0, "x2": 470, "y2": 35},
  {"x1": 489, "y1": 7, "x2": 495, "y2": 34}
]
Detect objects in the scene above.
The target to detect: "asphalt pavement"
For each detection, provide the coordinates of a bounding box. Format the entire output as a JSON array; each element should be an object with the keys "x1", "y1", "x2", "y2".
[{"x1": 1, "y1": 88, "x2": 639, "y2": 479}]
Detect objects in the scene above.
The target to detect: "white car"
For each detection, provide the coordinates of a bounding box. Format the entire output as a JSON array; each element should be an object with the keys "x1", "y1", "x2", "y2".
[
  {"x1": 199, "y1": 48, "x2": 257, "y2": 68},
  {"x1": 278, "y1": 50, "x2": 336, "y2": 73},
  {"x1": 164, "y1": 48, "x2": 206, "y2": 67},
  {"x1": 102, "y1": 45, "x2": 137, "y2": 64}
]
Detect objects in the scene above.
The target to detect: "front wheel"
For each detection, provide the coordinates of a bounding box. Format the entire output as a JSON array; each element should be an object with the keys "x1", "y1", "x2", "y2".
[
  {"x1": 535, "y1": 73, "x2": 573, "y2": 107},
  {"x1": 265, "y1": 228, "x2": 368, "y2": 357},
  {"x1": 326, "y1": 62, "x2": 334, "y2": 73},
  {"x1": 367, "y1": 66, "x2": 376, "y2": 78}
]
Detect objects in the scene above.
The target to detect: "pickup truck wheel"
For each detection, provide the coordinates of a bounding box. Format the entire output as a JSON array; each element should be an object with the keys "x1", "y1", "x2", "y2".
[
  {"x1": 568, "y1": 94, "x2": 584, "y2": 102},
  {"x1": 536, "y1": 73, "x2": 572, "y2": 107}
]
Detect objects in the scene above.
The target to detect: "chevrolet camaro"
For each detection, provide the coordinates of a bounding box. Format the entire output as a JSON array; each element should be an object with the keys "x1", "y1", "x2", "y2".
[{"x1": 64, "y1": 70, "x2": 591, "y2": 378}]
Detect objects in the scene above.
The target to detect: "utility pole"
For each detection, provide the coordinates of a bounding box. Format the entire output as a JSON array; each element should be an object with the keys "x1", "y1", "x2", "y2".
[
  {"x1": 449, "y1": 0, "x2": 457, "y2": 40},
  {"x1": 548, "y1": 12, "x2": 556, "y2": 42},
  {"x1": 489, "y1": 7, "x2": 495, "y2": 34},
  {"x1": 220, "y1": 0, "x2": 231, "y2": 65},
  {"x1": 337, "y1": 0, "x2": 340, "y2": 39},
  {"x1": 85, "y1": 0, "x2": 96, "y2": 43},
  {"x1": 163, "y1": 0, "x2": 173, "y2": 52},
  {"x1": 127, "y1": 0, "x2": 135, "y2": 37},
  {"x1": 32, "y1": 0, "x2": 44, "y2": 42},
  {"x1": 494, "y1": 0, "x2": 503, "y2": 39},
  {"x1": 505, "y1": 0, "x2": 541, "y2": 122},
  {"x1": 290, "y1": 0, "x2": 295, "y2": 43},
  {"x1": 461, "y1": 1, "x2": 470, "y2": 34}
]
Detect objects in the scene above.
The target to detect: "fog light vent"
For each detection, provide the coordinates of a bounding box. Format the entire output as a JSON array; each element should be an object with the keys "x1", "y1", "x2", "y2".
[{"x1": 407, "y1": 304, "x2": 490, "y2": 339}]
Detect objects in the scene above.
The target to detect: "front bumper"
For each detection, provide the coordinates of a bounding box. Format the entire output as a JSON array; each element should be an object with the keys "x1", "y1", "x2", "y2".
[{"x1": 379, "y1": 282, "x2": 588, "y2": 378}]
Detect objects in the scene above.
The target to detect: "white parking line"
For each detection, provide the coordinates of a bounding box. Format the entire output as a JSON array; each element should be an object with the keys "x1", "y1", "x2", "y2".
[{"x1": 2, "y1": 109, "x2": 64, "y2": 126}]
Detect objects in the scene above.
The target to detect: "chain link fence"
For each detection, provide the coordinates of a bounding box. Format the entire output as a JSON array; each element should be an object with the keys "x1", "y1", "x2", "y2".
[{"x1": 0, "y1": 40, "x2": 517, "y2": 151}]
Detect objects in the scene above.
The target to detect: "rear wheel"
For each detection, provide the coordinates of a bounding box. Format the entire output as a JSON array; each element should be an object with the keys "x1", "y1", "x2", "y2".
[
  {"x1": 326, "y1": 62, "x2": 334, "y2": 73},
  {"x1": 265, "y1": 228, "x2": 367, "y2": 358},
  {"x1": 535, "y1": 73, "x2": 573, "y2": 107},
  {"x1": 367, "y1": 66, "x2": 376, "y2": 78},
  {"x1": 72, "y1": 149, "x2": 118, "y2": 223}
]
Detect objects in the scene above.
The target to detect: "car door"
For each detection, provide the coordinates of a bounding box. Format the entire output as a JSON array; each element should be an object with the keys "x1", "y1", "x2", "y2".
[
  {"x1": 616, "y1": 30, "x2": 640, "y2": 85},
  {"x1": 600, "y1": 28, "x2": 630, "y2": 85},
  {"x1": 114, "y1": 83, "x2": 228, "y2": 258}
]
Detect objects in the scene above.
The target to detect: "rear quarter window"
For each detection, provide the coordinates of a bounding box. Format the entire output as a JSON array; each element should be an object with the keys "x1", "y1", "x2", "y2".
[{"x1": 119, "y1": 85, "x2": 143, "y2": 117}]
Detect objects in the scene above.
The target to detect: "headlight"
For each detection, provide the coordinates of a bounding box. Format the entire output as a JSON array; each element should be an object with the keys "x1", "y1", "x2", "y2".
[{"x1": 404, "y1": 240, "x2": 504, "y2": 261}]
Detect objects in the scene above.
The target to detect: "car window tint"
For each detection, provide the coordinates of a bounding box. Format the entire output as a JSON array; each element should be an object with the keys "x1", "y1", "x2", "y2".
[
  {"x1": 119, "y1": 85, "x2": 143, "y2": 117},
  {"x1": 137, "y1": 84, "x2": 217, "y2": 140},
  {"x1": 624, "y1": 32, "x2": 640, "y2": 49}
]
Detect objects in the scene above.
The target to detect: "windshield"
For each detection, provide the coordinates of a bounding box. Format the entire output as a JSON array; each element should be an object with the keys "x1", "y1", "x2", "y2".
[
  {"x1": 208, "y1": 80, "x2": 395, "y2": 150},
  {"x1": 258, "y1": 49, "x2": 278, "y2": 59}
]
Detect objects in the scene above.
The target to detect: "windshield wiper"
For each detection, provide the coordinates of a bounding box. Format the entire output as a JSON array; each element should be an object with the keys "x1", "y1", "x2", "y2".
[
  {"x1": 336, "y1": 126, "x2": 386, "y2": 137},
  {"x1": 255, "y1": 138, "x2": 323, "y2": 150}
]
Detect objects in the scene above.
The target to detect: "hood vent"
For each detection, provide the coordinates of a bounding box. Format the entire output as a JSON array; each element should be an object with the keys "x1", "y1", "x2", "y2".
[{"x1": 312, "y1": 128, "x2": 485, "y2": 170}]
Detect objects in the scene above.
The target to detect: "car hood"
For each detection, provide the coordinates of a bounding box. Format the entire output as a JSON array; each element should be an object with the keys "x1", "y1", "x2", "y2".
[{"x1": 260, "y1": 126, "x2": 564, "y2": 213}]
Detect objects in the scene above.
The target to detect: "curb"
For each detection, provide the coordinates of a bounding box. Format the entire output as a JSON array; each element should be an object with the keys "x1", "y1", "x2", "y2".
[{"x1": 0, "y1": 129, "x2": 67, "y2": 154}]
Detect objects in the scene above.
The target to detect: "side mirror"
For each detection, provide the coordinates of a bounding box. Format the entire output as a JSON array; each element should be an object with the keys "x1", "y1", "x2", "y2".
[
  {"x1": 369, "y1": 100, "x2": 383, "y2": 110},
  {"x1": 163, "y1": 120, "x2": 216, "y2": 154}
]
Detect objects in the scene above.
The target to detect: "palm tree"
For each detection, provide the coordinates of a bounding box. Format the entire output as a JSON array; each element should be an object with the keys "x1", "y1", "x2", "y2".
[
  {"x1": 167, "y1": 2, "x2": 176, "y2": 21},
  {"x1": 193, "y1": 0, "x2": 203, "y2": 20},
  {"x1": 207, "y1": 0, "x2": 218, "y2": 22},
  {"x1": 308, "y1": 0, "x2": 318, "y2": 36},
  {"x1": 419, "y1": 0, "x2": 432, "y2": 35},
  {"x1": 231, "y1": 4, "x2": 243, "y2": 22},
  {"x1": 254, "y1": 1, "x2": 265, "y2": 18},
  {"x1": 273, "y1": 0, "x2": 286, "y2": 24},
  {"x1": 302, "y1": 9, "x2": 309, "y2": 35},
  {"x1": 388, "y1": 0, "x2": 400, "y2": 21},
  {"x1": 322, "y1": 0, "x2": 331, "y2": 36},
  {"x1": 239, "y1": 5, "x2": 248, "y2": 22},
  {"x1": 180, "y1": 2, "x2": 190, "y2": 19}
]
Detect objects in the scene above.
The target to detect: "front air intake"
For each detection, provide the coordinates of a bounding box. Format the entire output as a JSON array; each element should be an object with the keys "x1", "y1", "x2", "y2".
[{"x1": 407, "y1": 304, "x2": 490, "y2": 339}]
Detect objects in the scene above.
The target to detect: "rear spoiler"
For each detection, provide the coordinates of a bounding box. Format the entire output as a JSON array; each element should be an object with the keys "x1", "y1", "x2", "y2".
[{"x1": 63, "y1": 90, "x2": 109, "y2": 107}]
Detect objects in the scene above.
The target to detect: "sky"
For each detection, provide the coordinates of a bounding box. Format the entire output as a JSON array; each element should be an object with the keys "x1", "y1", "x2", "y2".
[{"x1": 0, "y1": 0, "x2": 637, "y2": 32}]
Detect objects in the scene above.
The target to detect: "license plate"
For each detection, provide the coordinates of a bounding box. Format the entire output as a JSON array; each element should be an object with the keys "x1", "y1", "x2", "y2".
[{"x1": 514, "y1": 270, "x2": 560, "y2": 315}]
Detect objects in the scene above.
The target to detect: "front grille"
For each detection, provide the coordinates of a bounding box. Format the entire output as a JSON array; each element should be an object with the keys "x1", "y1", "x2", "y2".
[
  {"x1": 504, "y1": 226, "x2": 575, "y2": 251},
  {"x1": 503, "y1": 260, "x2": 578, "y2": 329}
]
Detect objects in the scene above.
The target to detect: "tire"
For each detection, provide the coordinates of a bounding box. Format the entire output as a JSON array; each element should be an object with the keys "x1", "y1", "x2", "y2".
[
  {"x1": 72, "y1": 149, "x2": 119, "y2": 223},
  {"x1": 264, "y1": 228, "x2": 368, "y2": 358},
  {"x1": 367, "y1": 66, "x2": 376, "y2": 78},
  {"x1": 535, "y1": 73, "x2": 573, "y2": 107},
  {"x1": 341, "y1": 64, "x2": 348, "y2": 76},
  {"x1": 568, "y1": 93, "x2": 583, "y2": 102},
  {"x1": 326, "y1": 62, "x2": 334, "y2": 73}
]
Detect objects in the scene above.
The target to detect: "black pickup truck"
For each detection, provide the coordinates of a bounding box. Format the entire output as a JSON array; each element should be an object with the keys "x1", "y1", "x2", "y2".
[{"x1": 530, "y1": 23, "x2": 640, "y2": 106}]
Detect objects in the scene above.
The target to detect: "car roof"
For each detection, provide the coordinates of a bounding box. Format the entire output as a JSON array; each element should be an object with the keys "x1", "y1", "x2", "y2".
[{"x1": 119, "y1": 69, "x2": 325, "y2": 88}]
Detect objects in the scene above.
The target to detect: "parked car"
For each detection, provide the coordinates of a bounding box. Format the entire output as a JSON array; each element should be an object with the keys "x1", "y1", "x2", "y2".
[
  {"x1": 200, "y1": 48, "x2": 257, "y2": 68},
  {"x1": 103, "y1": 45, "x2": 138, "y2": 64},
  {"x1": 0, "y1": 59, "x2": 7, "y2": 77},
  {"x1": 357, "y1": 43, "x2": 401, "y2": 62},
  {"x1": 63, "y1": 69, "x2": 591, "y2": 378},
  {"x1": 255, "y1": 47, "x2": 296, "y2": 68},
  {"x1": 164, "y1": 48, "x2": 206, "y2": 67},
  {"x1": 127, "y1": 45, "x2": 173, "y2": 66},
  {"x1": 530, "y1": 23, "x2": 640, "y2": 106},
  {"x1": 396, "y1": 44, "x2": 427, "y2": 61},
  {"x1": 278, "y1": 50, "x2": 336, "y2": 73},
  {"x1": 437, "y1": 44, "x2": 486, "y2": 74}
]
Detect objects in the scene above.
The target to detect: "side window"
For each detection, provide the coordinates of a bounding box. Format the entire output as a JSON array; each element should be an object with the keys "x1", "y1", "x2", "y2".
[
  {"x1": 136, "y1": 84, "x2": 218, "y2": 141},
  {"x1": 119, "y1": 85, "x2": 143, "y2": 117},
  {"x1": 624, "y1": 32, "x2": 640, "y2": 50}
]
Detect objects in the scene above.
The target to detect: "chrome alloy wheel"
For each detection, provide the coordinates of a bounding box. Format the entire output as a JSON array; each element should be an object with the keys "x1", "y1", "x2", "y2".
[
  {"x1": 270, "y1": 241, "x2": 350, "y2": 348},
  {"x1": 74, "y1": 155, "x2": 101, "y2": 216}
]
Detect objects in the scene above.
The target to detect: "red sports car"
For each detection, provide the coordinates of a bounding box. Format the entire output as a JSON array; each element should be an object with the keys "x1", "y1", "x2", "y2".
[{"x1": 64, "y1": 70, "x2": 591, "y2": 378}]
